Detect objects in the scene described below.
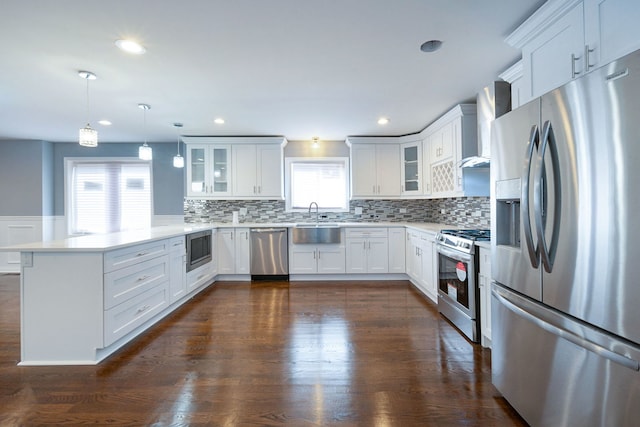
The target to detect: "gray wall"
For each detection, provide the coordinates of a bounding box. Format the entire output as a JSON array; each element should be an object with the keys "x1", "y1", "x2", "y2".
[
  {"x1": 0, "y1": 140, "x2": 184, "y2": 217},
  {"x1": 0, "y1": 140, "x2": 52, "y2": 216}
]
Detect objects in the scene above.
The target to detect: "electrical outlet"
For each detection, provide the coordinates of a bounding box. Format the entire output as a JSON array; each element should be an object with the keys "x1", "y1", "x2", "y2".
[
  {"x1": 239, "y1": 207, "x2": 247, "y2": 216},
  {"x1": 355, "y1": 207, "x2": 363, "y2": 215},
  {"x1": 441, "y1": 209, "x2": 446, "y2": 214},
  {"x1": 399, "y1": 208, "x2": 407, "y2": 214}
]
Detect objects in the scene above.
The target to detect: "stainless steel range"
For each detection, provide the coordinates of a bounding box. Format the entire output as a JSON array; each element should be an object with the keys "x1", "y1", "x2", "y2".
[{"x1": 435, "y1": 229, "x2": 490, "y2": 342}]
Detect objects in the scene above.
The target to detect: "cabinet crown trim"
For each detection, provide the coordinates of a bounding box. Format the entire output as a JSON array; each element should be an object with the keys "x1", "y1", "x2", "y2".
[
  {"x1": 505, "y1": 0, "x2": 582, "y2": 49},
  {"x1": 499, "y1": 60, "x2": 524, "y2": 83},
  {"x1": 424, "y1": 104, "x2": 476, "y2": 136},
  {"x1": 183, "y1": 136, "x2": 287, "y2": 146}
]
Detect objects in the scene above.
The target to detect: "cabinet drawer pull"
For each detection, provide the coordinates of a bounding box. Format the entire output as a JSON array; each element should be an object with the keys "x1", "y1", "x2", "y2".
[
  {"x1": 197, "y1": 274, "x2": 205, "y2": 280},
  {"x1": 136, "y1": 304, "x2": 151, "y2": 314},
  {"x1": 136, "y1": 275, "x2": 151, "y2": 282},
  {"x1": 172, "y1": 242, "x2": 182, "y2": 247},
  {"x1": 136, "y1": 251, "x2": 148, "y2": 257}
]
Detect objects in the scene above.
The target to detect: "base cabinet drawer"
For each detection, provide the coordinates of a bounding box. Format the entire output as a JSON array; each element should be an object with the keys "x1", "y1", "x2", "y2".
[
  {"x1": 104, "y1": 255, "x2": 170, "y2": 310},
  {"x1": 104, "y1": 281, "x2": 169, "y2": 347},
  {"x1": 186, "y1": 262, "x2": 213, "y2": 293},
  {"x1": 104, "y1": 240, "x2": 169, "y2": 273}
]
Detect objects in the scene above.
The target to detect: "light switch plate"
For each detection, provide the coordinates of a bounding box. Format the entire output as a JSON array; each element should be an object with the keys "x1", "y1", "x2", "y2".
[
  {"x1": 399, "y1": 208, "x2": 407, "y2": 214},
  {"x1": 239, "y1": 208, "x2": 248, "y2": 216},
  {"x1": 355, "y1": 207, "x2": 363, "y2": 215}
]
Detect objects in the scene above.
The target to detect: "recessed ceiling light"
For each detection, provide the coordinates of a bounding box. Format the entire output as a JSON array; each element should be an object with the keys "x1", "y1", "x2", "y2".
[
  {"x1": 98, "y1": 120, "x2": 112, "y2": 126},
  {"x1": 214, "y1": 118, "x2": 225, "y2": 124},
  {"x1": 378, "y1": 117, "x2": 390, "y2": 125},
  {"x1": 420, "y1": 39, "x2": 443, "y2": 53},
  {"x1": 115, "y1": 39, "x2": 146, "y2": 55}
]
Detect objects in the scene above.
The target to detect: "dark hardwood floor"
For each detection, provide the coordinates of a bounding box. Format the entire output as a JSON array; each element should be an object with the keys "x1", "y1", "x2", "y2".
[{"x1": 0, "y1": 273, "x2": 526, "y2": 426}]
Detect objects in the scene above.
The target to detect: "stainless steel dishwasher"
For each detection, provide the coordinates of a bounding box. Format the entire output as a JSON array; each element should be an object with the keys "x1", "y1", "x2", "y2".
[{"x1": 250, "y1": 228, "x2": 289, "y2": 279}]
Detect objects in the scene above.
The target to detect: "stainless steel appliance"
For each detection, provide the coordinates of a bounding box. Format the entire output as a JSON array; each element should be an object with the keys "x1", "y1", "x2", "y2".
[
  {"x1": 250, "y1": 228, "x2": 288, "y2": 279},
  {"x1": 185, "y1": 229, "x2": 212, "y2": 272},
  {"x1": 436, "y1": 229, "x2": 490, "y2": 342},
  {"x1": 491, "y1": 49, "x2": 640, "y2": 426},
  {"x1": 461, "y1": 81, "x2": 511, "y2": 168}
]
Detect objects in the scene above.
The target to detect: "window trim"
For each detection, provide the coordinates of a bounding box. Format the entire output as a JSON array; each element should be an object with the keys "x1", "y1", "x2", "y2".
[
  {"x1": 64, "y1": 157, "x2": 154, "y2": 236},
  {"x1": 284, "y1": 156, "x2": 350, "y2": 213}
]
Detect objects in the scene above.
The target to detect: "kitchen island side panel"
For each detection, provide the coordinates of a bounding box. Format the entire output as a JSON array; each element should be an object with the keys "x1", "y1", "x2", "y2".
[{"x1": 20, "y1": 252, "x2": 103, "y2": 365}]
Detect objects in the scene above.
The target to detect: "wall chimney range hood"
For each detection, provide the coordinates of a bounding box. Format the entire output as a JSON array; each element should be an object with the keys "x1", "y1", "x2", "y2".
[{"x1": 461, "y1": 81, "x2": 511, "y2": 168}]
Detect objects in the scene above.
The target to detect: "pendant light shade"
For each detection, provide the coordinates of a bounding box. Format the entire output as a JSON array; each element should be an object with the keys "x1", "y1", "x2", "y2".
[
  {"x1": 78, "y1": 71, "x2": 98, "y2": 147},
  {"x1": 138, "y1": 104, "x2": 152, "y2": 160},
  {"x1": 173, "y1": 122, "x2": 184, "y2": 168}
]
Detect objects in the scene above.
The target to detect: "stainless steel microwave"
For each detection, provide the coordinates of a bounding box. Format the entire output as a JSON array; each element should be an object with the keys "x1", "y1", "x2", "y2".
[{"x1": 185, "y1": 229, "x2": 212, "y2": 272}]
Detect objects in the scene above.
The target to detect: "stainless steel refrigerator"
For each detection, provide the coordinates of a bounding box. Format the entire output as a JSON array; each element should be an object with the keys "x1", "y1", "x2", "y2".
[{"x1": 491, "y1": 49, "x2": 640, "y2": 426}]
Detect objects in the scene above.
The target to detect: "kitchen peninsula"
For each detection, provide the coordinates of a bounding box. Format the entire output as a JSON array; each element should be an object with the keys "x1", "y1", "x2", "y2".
[{"x1": 5, "y1": 221, "x2": 451, "y2": 366}]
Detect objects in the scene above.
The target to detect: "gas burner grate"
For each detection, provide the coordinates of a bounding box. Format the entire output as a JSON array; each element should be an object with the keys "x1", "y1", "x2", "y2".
[{"x1": 440, "y1": 229, "x2": 491, "y2": 241}]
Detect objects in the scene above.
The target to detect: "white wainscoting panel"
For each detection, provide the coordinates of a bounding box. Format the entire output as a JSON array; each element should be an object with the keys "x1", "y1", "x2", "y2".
[{"x1": 0, "y1": 216, "x2": 43, "y2": 273}]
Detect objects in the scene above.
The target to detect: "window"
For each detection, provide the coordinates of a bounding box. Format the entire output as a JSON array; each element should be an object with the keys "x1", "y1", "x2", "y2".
[
  {"x1": 285, "y1": 157, "x2": 349, "y2": 211},
  {"x1": 66, "y1": 158, "x2": 152, "y2": 234}
]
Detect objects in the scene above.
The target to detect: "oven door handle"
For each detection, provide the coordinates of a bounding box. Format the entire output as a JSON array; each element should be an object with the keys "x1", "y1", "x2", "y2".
[{"x1": 436, "y1": 244, "x2": 473, "y2": 263}]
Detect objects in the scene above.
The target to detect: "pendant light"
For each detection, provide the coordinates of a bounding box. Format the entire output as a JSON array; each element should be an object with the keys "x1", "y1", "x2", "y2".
[
  {"x1": 78, "y1": 71, "x2": 98, "y2": 147},
  {"x1": 173, "y1": 123, "x2": 184, "y2": 168},
  {"x1": 138, "y1": 103, "x2": 152, "y2": 160}
]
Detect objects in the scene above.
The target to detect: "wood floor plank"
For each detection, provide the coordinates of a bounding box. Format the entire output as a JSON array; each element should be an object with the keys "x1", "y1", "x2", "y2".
[{"x1": 0, "y1": 274, "x2": 526, "y2": 426}]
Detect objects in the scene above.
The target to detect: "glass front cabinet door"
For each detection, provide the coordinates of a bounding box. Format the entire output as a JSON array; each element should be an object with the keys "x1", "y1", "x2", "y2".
[
  {"x1": 186, "y1": 145, "x2": 232, "y2": 197},
  {"x1": 401, "y1": 141, "x2": 422, "y2": 195}
]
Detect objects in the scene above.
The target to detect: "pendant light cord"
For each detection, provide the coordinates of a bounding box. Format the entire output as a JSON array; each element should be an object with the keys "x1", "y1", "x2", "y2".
[{"x1": 85, "y1": 78, "x2": 90, "y2": 125}]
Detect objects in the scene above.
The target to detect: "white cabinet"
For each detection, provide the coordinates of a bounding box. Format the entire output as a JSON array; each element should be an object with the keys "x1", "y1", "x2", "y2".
[
  {"x1": 401, "y1": 141, "x2": 422, "y2": 196},
  {"x1": 186, "y1": 145, "x2": 231, "y2": 197},
  {"x1": 345, "y1": 228, "x2": 388, "y2": 274},
  {"x1": 232, "y1": 144, "x2": 283, "y2": 198},
  {"x1": 348, "y1": 141, "x2": 401, "y2": 198},
  {"x1": 184, "y1": 137, "x2": 286, "y2": 199},
  {"x1": 478, "y1": 246, "x2": 492, "y2": 348},
  {"x1": 216, "y1": 228, "x2": 250, "y2": 275},
  {"x1": 423, "y1": 105, "x2": 485, "y2": 198},
  {"x1": 584, "y1": 0, "x2": 640, "y2": 67},
  {"x1": 234, "y1": 228, "x2": 251, "y2": 274},
  {"x1": 168, "y1": 236, "x2": 186, "y2": 303},
  {"x1": 520, "y1": 2, "x2": 585, "y2": 103},
  {"x1": 103, "y1": 241, "x2": 172, "y2": 347},
  {"x1": 388, "y1": 227, "x2": 406, "y2": 274},
  {"x1": 405, "y1": 229, "x2": 437, "y2": 302},
  {"x1": 217, "y1": 228, "x2": 235, "y2": 274},
  {"x1": 508, "y1": 0, "x2": 640, "y2": 103},
  {"x1": 289, "y1": 229, "x2": 346, "y2": 274}
]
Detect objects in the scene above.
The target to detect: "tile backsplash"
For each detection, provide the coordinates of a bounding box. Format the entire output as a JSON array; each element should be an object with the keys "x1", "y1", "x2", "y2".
[{"x1": 184, "y1": 197, "x2": 490, "y2": 228}]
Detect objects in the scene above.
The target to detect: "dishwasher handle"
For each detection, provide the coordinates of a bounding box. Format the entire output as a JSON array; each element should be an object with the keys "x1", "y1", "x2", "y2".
[{"x1": 250, "y1": 228, "x2": 287, "y2": 233}]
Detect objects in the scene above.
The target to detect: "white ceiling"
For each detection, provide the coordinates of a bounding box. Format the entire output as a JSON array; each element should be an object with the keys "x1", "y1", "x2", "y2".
[{"x1": 0, "y1": 0, "x2": 545, "y2": 143}]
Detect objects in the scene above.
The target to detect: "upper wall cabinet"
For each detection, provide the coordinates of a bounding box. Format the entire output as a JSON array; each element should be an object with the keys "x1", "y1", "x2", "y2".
[
  {"x1": 184, "y1": 137, "x2": 286, "y2": 199},
  {"x1": 508, "y1": 0, "x2": 640, "y2": 103},
  {"x1": 400, "y1": 139, "x2": 422, "y2": 196},
  {"x1": 232, "y1": 144, "x2": 283, "y2": 198},
  {"x1": 423, "y1": 104, "x2": 488, "y2": 198},
  {"x1": 186, "y1": 144, "x2": 231, "y2": 197},
  {"x1": 347, "y1": 138, "x2": 401, "y2": 199}
]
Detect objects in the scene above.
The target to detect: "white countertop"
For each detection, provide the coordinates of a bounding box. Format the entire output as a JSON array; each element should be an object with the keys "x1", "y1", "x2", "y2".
[{"x1": 1, "y1": 222, "x2": 454, "y2": 253}]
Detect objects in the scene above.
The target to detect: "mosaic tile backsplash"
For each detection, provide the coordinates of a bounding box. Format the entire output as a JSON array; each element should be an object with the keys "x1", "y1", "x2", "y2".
[{"x1": 184, "y1": 197, "x2": 490, "y2": 228}]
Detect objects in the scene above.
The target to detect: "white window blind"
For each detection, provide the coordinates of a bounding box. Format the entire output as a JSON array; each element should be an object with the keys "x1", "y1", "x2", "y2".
[
  {"x1": 287, "y1": 158, "x2": 348, "y2": 211},
  {"x1": 67, "y1": 160, "x2": 152, "y2": 234}
]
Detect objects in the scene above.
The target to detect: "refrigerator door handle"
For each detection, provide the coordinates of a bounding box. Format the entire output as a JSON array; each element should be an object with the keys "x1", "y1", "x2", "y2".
[
  {"x1": 493, "y1": 286, "x2": 640, "y2": 371},
  {"x1": 535, "y1": 120, "x2": 562, "y2": 273},
  {"x1": 522, "y1": 124, "x2": 540, "y2": 268}
]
